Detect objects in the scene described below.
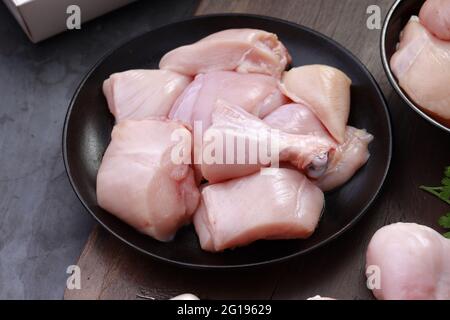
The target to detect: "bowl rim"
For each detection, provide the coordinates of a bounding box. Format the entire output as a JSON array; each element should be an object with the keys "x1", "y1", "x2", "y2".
[
  {"x1": 63, "y1": 13, "x2": 393, "y2": 269},
  {"x1": 381, "y1": 0, "x2": 450, "y2": 133}
]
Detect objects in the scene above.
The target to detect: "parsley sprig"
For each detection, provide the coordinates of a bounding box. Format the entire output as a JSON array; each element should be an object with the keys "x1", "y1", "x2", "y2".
[
  {"x1": 420, "y1": 166, "x2": 450, "y2": 205},
  {"x1": 420, "y1": 166, "x2": 450, "y2": 239},
  {"x1": 438, "y1": 213, "x2": 450, "y2": 239}
]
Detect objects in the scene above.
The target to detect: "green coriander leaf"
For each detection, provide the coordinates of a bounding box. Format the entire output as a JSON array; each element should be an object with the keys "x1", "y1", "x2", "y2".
[
  {"x1": 420, "y1": 186, "x2": 450, "y2": 205},
  {"x1": 445, "y1": 166, "x2": 450, "y2": 178},
  {"x1": 442, "y1": 177, "x2": 450, "y2": 187},
  {"x1": 420, "y1": 166, "x2": 450, "y2": 205},
  {"x1": 438, "y1": 213, "x2": 450, "y2": 229},
  {"x1": 443, "y1": 232, "x2": 450, "y2": 239},
  {"x1": 440, "y1": 187, "x2": 450, "y2": 201}
]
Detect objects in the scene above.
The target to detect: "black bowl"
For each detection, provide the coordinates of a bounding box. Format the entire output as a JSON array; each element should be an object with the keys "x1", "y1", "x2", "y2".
[
  {"x1": 382, "y1": 0, "x2": 450, "y2": 133},
  {"x1": 63, "y1": 14, "x2": 392, "y2": 268}
]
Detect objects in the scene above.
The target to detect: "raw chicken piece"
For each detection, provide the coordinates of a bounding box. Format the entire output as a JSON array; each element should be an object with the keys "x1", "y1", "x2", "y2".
[
  {"x1": 159, "y1": 29, "x2": 291, "y2": 78},
  {"x1": 96, "y1": 119, "x2": 200, "y2": 242},
  {"x1": 391, "y1": 17, "x2": 450, "y2": 126},
  {"x1": 264, "y1": 104, "x2": 373, "y2": 191},
  {"x1": 315, "y1": 127, "x2": 373, "y2": 192},
  {"x1": 280, "y1": 65, "x2": 352, "y2": 143},
  {"x1": 169, "y1": 71, "x2": 289, "y2": 130},
  {"x1": 193, "y1": 169, "x2": 324, "y2": 252},
  {"x1": 307, "y1": 296, "x2": 336, "y2": 300},
  {"x1": 103, "y1": 70, "x2": 191, "y2": 122},
  {"x1": 263, "y1": 103, "x2": 330, "y2": 137},
  {"x1": 366, "y1": 223, "x2": 450, "y2": 300},
  {"x1": 199, "y1": 101, "x2": 335, "y2": 183},
  {"x1": 170, "y1": 294, "x2": 200, "y2": 300},
  {"x1": 420, "y1": 0, "x2": 450, "y2": 40}
]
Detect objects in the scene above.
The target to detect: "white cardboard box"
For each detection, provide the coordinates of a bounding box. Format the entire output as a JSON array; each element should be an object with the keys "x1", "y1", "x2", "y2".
[{"x1": 3, "y1": 0, "x2": 136, "y2": 43}]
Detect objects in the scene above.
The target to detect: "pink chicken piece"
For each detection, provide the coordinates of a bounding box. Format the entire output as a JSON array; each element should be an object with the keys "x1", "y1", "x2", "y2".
[
  {"x1": 96, "y1": 119, "x2": 200, "y2": 242},
  {"x1": 159, "y1": 29, "x2": 291, "y2": 78},
  {"x1": 199, "y1": 101, "x2": 335, "y2": 183},
  {"x1": 307, "y1": 296, "x2": 336, "y2": 300},
  {"x1": 169, "y1": 71, "x2": 289, "y2": 130},
  {"x1": 193, "y1": 169, "x2": 324, "y2": 252},
  {"x1": 280, "y1": 65, "x2": 352, "y2": 144},
  {"x1": 420, "y1": 0, "x2": 450, "y2": 41},
  {"x1": 264, "y1": 104, "x2": 373, "y2": 191},
  {"x1": 315, "y1": 127, "x2": 373, "y2": 191},
  {"x1": 390, "y1": 17, "x2": 450, "y2": 126},
  {"x1": 103, "y1": 69, "x2": 191, "y2": 122},
  {"x1": 366, "y1": 223, "x2": 450, "y2": 300},
  {"x1": 263, "y1": 103, "x2": 330, "y2": 137}
]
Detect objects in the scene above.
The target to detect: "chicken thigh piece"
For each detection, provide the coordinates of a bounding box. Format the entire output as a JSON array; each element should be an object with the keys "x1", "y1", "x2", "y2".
[
  {"x1": 264, "y1": 104, "x2": 373, "y2": 191},
  {"x1": 280, "y1": 65, "x2": 352, "y2": 144},
  {"x1": 193, "y1": 169, "x2": 324, "y2": 252},
  {"x1": 420, "y1": 0, "x2": 450, "y2": 41},
  {"x1": 159, "y1": 29, "x2": 291, "y2": 78},
  {"x1": 169, "y1": 71, "x2": 289, "y2": 130},
  {"x1": 391, "y1": 17, "x2": 450, "y2": 126},
  {"x1": 96, "y1": 119, "x2": 200, "y2": 242},
  {"x1": 199, "y1": 101, "x2": 335, "y2": 183},
  {"x1": 103, "y1": 69, "x2": 191, "y2": 122},
  {"x1": 366, "y1": 223, "x2": 450, "y2": 300}
]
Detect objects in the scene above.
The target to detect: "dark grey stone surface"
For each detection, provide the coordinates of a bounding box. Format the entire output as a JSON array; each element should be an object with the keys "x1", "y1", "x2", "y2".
[{"x1": 0, "y1": 0, "x2": 197, "y2": 299}]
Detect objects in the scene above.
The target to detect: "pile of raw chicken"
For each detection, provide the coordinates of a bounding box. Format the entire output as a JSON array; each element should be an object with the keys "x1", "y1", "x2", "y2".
[
  {"x1": 96, "y1": 28, "x2": 374, "y2": 252},
  {"x1": 391, "y1": 0, "x2": 450, "y2": 126}
]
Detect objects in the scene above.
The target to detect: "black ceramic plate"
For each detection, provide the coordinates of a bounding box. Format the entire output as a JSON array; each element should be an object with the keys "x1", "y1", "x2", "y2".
[
  {"x1": 382, "y1": 0, "x2": 450, "y2": 133},
  {"x1": 63, "y1": 14, "x2": 392, "y2": 268}
]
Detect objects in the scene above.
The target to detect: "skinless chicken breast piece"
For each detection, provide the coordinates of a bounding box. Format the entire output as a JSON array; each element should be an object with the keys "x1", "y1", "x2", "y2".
[
  {"x1": 96, "y1": 119, "x2": 200, "y2": 242},
  {"x1": 366, "y1": 223, "x2": 450, "y2": 300},
  {"x1": 391, "y1": 17, "x2": 450, "y2": 126},
  {"x1": 159, "y1": 28, "x2": 291, "y2": 78},
  {"x1": 103, "y1": 69, "x2": 191, "y2": 122},
  {"x1": 193, "y1": 169, "x2": 324, "y2": 252}
]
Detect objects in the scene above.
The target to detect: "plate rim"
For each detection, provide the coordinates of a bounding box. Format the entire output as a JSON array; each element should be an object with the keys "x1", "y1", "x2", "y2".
[
  {"x1": 62, "y1": 13, "x2": 393, "y2": 269},
  {"x1": 380, "y1": 0, "x2": 450, "y2": 133}
]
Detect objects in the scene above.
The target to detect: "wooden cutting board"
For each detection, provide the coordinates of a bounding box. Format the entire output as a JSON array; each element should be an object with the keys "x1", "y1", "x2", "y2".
[{"x1": 65, "y1": 0, "x2": 450, "y2": 300}]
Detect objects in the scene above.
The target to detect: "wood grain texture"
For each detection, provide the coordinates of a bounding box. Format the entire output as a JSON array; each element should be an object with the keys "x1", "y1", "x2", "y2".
[{"x1": 65, "y1": 0, "x2": 450, "y2": 300}]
